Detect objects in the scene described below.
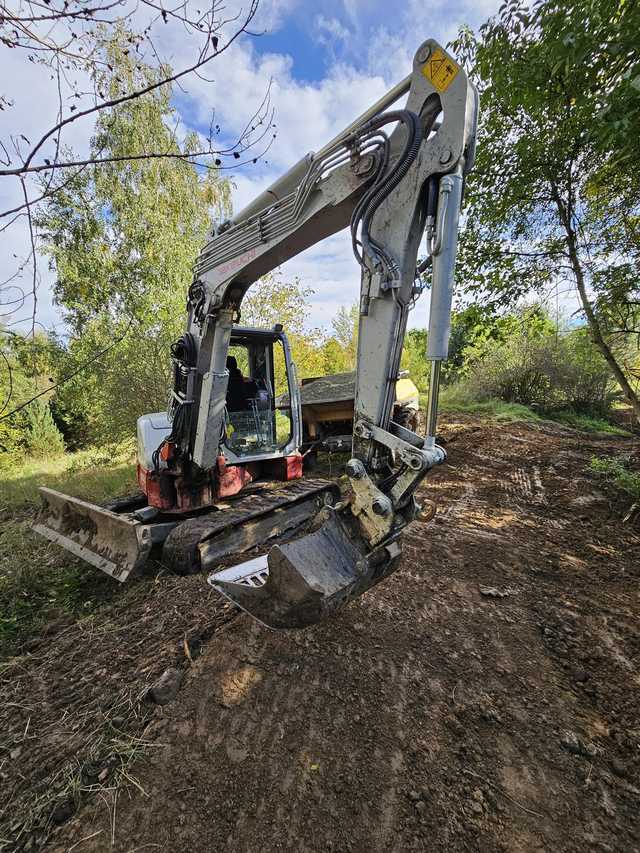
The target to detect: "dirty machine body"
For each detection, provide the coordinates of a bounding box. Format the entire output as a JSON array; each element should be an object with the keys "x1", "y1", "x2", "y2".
[{"x1": 36, "y1": 38, "x2": 478, "y2": 629}]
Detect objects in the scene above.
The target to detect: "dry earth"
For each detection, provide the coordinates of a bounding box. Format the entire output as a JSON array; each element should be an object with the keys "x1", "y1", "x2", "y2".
[{"x1": 4, "y1": 415, "x2": 640, "y2": 853}]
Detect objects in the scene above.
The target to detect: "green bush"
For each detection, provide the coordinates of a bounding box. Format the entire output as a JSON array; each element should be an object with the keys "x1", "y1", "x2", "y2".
[
  {"x1": 590, "y1": 455, "x2": 640, "y2": 501},
  {"x1": 23, "y1": 401, "x2": 65, "y2": 458},
  {"x1": 546, "y1": 329, "x2": 614, "y2": 415},
  {"x1": 465, "y1": 324, "x2": 613, "y2": 415}
]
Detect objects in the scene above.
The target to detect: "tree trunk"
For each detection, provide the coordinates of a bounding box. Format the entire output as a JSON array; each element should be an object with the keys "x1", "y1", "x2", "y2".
[{"x1": 551, "y1": 185, "x2": 640, "y2": 424}]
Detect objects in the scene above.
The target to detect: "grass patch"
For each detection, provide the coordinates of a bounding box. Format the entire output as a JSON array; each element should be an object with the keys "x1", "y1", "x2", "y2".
[
  {"x1": 434, "y1": 387, "x2": 542, "y2": 422},
  {"x1": 590, "y1": 455, "x2": 640, "y2": 501},
  {"x1": 0, "y1": 445, "x2": 138, "y2": 656},
  {"x1": 548, "y1": 410, "x2": 631, "y2": 436},
  {"x1": 432, "y1": 387, "x2": 631, "y2": 435},
  {"x1": 442, "y1": 398, "x2": 541, "y2": 422},
  {"x1": 1, "y1": 443, "x2": 137, "y2": 512},
  {"x1": 0, "y1": 518, "x2": 122, "y2": 656}
]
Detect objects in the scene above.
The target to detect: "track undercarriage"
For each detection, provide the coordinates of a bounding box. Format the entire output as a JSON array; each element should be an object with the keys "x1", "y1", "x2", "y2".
[
  {"x1": 37, "y1": 475, "x2": 407, "y2": 629},
  {"x1": 36, "y1": 479, "x2": 338, "y2": 584}
]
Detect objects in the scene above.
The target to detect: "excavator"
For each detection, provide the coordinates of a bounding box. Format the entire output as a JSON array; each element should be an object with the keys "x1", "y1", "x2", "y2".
[{"x1": 35, "y1": 38, "x2": 478, "y2": 629}]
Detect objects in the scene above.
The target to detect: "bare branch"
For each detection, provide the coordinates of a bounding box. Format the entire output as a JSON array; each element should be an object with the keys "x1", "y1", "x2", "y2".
[
  {"x1": 0, "y1": 0, "x2": 270, "y2": 365},
  {"x1": 1, "y1": 0, "x2": 259, "y2": 178}
]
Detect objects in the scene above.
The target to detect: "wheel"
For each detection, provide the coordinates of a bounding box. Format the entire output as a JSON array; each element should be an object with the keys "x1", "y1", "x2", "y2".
[{"x1": 161, "y1": 518, "x2": 207, "y2": 575}]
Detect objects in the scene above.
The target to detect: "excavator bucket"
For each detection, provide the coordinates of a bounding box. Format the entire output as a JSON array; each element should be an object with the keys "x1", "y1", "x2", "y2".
[
  {"x1": 208, "y1": 508, "x2": 402, "y2": 629},
  {"x1": 34, "y1": 488, "x2": 153, "y2": 582}
]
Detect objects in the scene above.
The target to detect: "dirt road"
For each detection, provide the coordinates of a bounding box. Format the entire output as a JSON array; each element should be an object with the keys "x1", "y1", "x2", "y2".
[{"x1": 8, "y1": 416, "x2": 640, "y2": 852}]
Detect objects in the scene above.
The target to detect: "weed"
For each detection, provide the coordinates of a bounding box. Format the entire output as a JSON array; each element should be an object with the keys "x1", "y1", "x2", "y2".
[
  {"x1": 0, "y1": 449, "x2": 138, "y2": 656},
  {"x1": 589, "y1": 455, "x2": 640, "y2": 501}
]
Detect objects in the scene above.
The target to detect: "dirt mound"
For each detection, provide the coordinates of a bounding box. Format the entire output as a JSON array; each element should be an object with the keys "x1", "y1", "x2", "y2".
[{"x1": 4, "y1": 416, "x2": 640, "y2": 852}]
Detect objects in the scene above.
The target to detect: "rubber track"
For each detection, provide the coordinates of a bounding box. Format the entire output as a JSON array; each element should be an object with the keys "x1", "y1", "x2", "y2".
[{"x1": 161, "y1": 479, "x2": 337, "y2": 574}]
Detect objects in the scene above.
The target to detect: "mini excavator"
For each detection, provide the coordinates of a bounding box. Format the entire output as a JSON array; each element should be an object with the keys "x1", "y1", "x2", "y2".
[{"x1": 35, "y1": 39, "x2": 478, "y2": 629}]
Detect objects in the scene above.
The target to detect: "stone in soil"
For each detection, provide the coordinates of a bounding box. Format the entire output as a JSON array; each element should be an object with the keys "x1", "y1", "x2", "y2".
[
  {"x1": 560, "y1": 730, "x2": 598, "y2": 758},
  {"x1": 149, "y1": 667, "x2": 184, "y2": 705}
]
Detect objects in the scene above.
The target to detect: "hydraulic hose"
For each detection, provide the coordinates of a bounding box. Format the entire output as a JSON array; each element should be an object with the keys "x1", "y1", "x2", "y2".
[{"x1": 350, "y1": 109, "x2": 423, "y2": 283}]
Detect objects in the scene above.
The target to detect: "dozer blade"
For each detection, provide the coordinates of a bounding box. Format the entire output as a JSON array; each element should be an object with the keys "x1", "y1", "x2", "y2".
[
  {"x1": 34, "y1": 487, "x2": 153, "y2": 582},
  {"x1": 208, "y1": 508, "x2": 401, "y2": 629}
]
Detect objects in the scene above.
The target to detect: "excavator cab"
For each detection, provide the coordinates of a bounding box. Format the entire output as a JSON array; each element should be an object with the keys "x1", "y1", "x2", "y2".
[
  {"x1": 135, "y1": 326, "x2": 302, "y2": 478},
  {"x1": 221, "y1": 326, "x2": 301, "y2": 463}
]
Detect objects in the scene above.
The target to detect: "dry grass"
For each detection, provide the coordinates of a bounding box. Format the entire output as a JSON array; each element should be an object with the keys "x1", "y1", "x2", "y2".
[
  {"x1": 0, "y1": 574, "x2": 236, "y2": 851},
  {"x1": 0, "y1": 447, "x2": 231, "y2": 850},
  {"x1": 0, "y1": 447, "x2": 138, "y2": 657},
  {"x1": 1, "y1": 444, "x2": 137, "y2": 512}
]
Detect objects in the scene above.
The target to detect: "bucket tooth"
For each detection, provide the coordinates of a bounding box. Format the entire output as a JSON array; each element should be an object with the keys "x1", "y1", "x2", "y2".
[{"x1": 209, "y1": 510, "x2": 402, "y2": 629}]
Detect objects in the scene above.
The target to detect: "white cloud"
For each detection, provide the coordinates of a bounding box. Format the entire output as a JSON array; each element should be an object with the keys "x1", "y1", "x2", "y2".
[
  {"x1": 174, "y1": 36, "x2": 390, "y2": 172},
  {"x1": 315, "y1": 14, "x2": 351, "y2": 44},
  {"x1": 1, "y1": 0, "x2": 507, "y2": 342},
  {"x1": 250, "y1": 0, "x2": 299, "y2": 31}
]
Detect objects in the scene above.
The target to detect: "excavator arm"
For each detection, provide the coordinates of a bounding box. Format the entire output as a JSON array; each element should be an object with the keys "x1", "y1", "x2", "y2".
[
  {"x1": 183, "y1": 38, "x2": 479, "y2": 627},
  {"x1": 175, "y1": 40, "x2": 476, "y2": 475}
]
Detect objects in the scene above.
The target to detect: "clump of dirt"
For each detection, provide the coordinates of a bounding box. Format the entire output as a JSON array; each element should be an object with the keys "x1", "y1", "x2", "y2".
[{"x1": 4, "y1": 415, "x2": 640, "y2": 853}]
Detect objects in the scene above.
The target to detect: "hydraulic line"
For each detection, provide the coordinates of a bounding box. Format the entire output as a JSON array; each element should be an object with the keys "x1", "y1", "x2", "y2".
[{"x1": 350, "y1": 109, "x2": 423, "y2": 284}]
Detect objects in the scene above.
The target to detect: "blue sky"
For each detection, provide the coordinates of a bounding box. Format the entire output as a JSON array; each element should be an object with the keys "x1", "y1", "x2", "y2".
[{"x1": 1, "y1": 0, "x2": 501, "y2": 336}]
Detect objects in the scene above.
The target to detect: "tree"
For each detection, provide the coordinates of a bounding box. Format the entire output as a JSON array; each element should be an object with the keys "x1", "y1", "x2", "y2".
[
  {"x1": 240, "y1": 273, "x2": 314, "y2": 335},
  {"x1": 36, "y1": 32, "x2": 232, "y2": 443},
  {"x1": 0, "y1": 0, "x2": 269, "y2": 405},
  {"x1": 0, "y1": 329, "x2": 66, "y2": 460},
  {"x1": 529, "y1": 0, "x2": 640, "y2": 167},
  {"x1": 453, "y1": 0, "x2": 640, "y2": 422},
  {"x1": 240, "y1": 272, "x2": 326, "y2": 383},
  {"x1": 401, "y1": 329, "x2": 429, "y2": 390},
  {"x1": 23, "y1": 401, "x2": 65, "y2": 458},
  {"x1": 327, "y1": 304, "x2": 359, "y2": 372}
]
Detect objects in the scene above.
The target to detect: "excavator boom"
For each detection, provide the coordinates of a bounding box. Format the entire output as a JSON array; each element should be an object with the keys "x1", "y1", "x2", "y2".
[{"x1": 201, "y1": 39, "x2": 478, "y2": 627}]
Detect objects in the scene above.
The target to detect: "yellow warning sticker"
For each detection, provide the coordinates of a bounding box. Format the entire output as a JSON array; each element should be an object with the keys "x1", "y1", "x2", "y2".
[{"x1": 422, "y1": 48, "x2": 460, "y2": 93}]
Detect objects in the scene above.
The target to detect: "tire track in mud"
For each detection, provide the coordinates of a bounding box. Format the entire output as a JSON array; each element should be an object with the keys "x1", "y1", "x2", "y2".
[
  {"x1": 51, "y1": 417, "x2": 640, "y2": 853},
  {"x1": 503, "y1": 465, "x2": 546, "y2": 505}
]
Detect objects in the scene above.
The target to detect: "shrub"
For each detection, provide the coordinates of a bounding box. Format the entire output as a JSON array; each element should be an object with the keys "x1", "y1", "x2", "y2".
[
  {"x1": 23, "y1": 401, "x2": 65, "y2": 458},
  {"x1": 465, "y1": 323, "x2": 613, "y2": 414},
  {"x1": 546, "y1": 329, "x2": 613, "y2": 415}
]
